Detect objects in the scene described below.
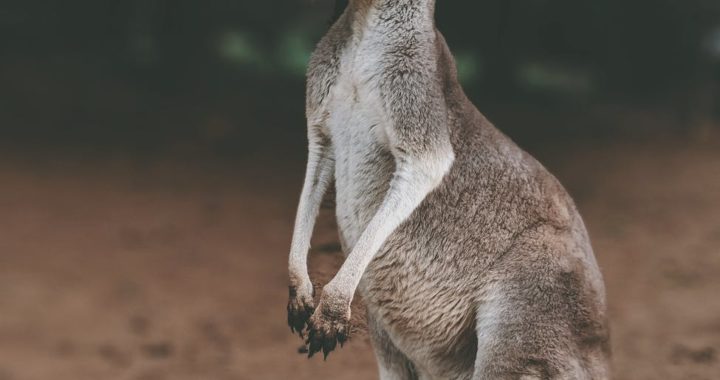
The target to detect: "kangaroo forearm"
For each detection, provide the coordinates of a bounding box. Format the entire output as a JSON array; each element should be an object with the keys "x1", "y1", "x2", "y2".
[{"x1": 289, "y1": 144, "x2": 334, "y2": 284}]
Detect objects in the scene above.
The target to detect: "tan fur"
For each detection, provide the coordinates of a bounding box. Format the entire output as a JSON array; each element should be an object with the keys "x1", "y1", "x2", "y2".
[{"x1": 288, "y1": 1, "x2": 610, "y2": 378}]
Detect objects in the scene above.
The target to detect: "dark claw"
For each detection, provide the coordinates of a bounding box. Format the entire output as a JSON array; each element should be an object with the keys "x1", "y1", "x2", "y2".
[
  {"x1": 304, "y1": 310, "x2": 350, "y2": 360},
  {"x1": 308, "y1": 338, "x2": 321, "y2": 358},
  {"x1": 287, "y1": 287, "x2": 315, "y2": 338},
  {"x1": 338, "y1": 330, "x2": 348, "y2": 347},
  {"x1": 306, "y1": 326, "x2": 322, "y2": 358},
  {"x1": 322, "y1": 336, "x2": 336, "y2": 360}
]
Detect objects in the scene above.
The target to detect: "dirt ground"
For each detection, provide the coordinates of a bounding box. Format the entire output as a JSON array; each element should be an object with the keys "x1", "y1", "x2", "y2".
[{"x1": 0, "y1": 136, "x2": 719, "y2": 380}]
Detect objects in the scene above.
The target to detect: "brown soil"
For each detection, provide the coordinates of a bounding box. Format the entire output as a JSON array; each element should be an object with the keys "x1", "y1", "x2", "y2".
[{"x1": 0, "y1": 137, "x2": 719, "y2": 379}]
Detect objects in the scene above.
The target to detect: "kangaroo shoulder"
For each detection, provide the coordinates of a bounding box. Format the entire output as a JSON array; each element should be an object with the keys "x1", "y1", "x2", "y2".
[{"x1": 306, "y1": 14, "x2": 352, "y2": 117}]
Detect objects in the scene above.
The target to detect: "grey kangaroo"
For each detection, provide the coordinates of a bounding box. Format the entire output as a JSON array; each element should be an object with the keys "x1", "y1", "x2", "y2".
[{"x1": 287, "y1": 1, "x2": 610, "y2": 378}]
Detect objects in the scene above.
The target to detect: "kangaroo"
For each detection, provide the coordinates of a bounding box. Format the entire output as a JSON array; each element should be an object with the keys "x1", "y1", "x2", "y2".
[{"x1": 287, "y1": 1, "x2": 610, "y2": 378}]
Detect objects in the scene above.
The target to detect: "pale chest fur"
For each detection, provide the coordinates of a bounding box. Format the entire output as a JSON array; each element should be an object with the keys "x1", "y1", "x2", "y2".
[{"x1": 323, "y1": 15, "x2": 397, "y2": 251}]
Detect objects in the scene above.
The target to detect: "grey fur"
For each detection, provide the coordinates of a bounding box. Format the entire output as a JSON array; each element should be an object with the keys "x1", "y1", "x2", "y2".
[{"x1": 288, "y1": 1, "x2": 610, "y2": 378}]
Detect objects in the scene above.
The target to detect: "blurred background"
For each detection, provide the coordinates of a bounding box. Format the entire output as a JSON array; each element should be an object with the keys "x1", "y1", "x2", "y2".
[{"x1": 0, "y1": 1, "x2": 719, "y2": 379}]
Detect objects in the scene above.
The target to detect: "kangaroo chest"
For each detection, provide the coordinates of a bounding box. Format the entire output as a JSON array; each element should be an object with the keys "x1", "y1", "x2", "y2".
[{"x1": 325, "y1": 20, "x2": 396, "y2": 250}]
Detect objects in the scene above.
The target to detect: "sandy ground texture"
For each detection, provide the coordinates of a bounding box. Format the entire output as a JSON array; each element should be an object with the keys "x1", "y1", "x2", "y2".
[{"x1": 0, "y1": 137, "x2": 719, "y2": 380}]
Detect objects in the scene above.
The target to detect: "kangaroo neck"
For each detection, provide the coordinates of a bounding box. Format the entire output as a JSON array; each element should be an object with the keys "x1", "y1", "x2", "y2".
[{"x1": 348, "y1": 0, "x2": 436, "y2": 35}]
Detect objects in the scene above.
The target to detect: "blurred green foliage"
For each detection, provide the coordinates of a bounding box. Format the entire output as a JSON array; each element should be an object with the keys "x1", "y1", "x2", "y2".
[
  {"x1": 2, "y1": 0, "x2": 717, "y2": 94},
  {"x1": 0, "y1": 0, "x2": 718, "y2": 146}
]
